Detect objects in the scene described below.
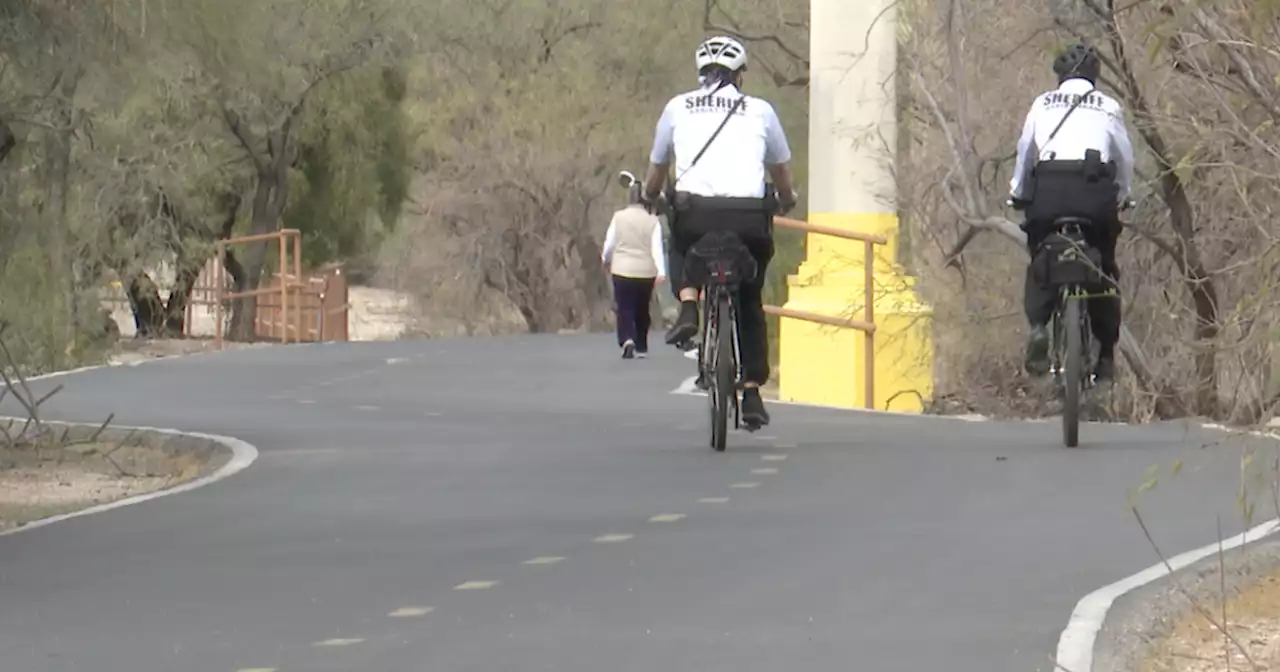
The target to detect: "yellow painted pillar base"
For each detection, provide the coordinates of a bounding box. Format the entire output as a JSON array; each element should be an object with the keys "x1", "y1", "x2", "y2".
[{"x1": 776, "y1": 213, "x2": 934, "y2": 412}]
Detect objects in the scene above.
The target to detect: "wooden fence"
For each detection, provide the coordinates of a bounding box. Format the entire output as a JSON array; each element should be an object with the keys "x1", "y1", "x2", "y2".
[{"x1": 102, "y1": 229, "x2": 350, "y2": 347}]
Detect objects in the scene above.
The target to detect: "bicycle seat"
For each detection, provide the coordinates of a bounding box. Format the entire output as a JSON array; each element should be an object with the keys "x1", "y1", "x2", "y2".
[
  {"x1": 1052, "y1": 216, "x2": 1094, "y2": 237},
  {"x1": 686, "y1": 231, "x2": 758, "y2": 287}
]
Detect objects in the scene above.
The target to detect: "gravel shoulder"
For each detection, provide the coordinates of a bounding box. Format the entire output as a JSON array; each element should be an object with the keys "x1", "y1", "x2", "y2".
[
  {"x1": 106, "y1": 336, "x2": 272, "y2": 366},
  {"x1": 1137, "y1": 539, "x2": 1280, "y2": 672},
  {"x1": 1093, "y1": 532, "x2": 1280, "y2": 672},
  {"x1": 0, "y1": 423, "x2": 230, "y2": 532}
]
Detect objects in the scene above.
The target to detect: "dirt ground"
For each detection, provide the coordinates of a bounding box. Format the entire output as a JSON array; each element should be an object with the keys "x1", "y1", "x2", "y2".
[
  {"x1": 1143, "y1": 567, "x2": 1280, "y2": 671},
  {"x1": 0, "y1": 434, "x2": 209, "y2": 531},
  {"x1": 1, "y1": 338, "x2": 246, "y2": 532},
  {"x1": 107, "y1": 335, "x2": 272, "y2": 365}
]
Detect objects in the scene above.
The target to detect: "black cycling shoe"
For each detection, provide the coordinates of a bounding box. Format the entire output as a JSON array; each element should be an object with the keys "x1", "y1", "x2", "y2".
[
  {"x1": 665, "y1": 300, "x2": 699, "y2": 345},
  {"x1": 740, "y1": 388, "x2": 770, "y2": 429},
  {"x1": 1024, "y1": 324, "x2": 1050, "y2": 376}
]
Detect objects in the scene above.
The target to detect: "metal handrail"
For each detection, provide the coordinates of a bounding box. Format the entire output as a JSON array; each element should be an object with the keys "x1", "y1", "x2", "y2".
[{"x1": 767, "y1": 215, "x2": 884, "y2": 409}]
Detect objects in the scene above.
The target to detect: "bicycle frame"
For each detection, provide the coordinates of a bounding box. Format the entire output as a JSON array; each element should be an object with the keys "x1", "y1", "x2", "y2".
[
  {"x1": 699, "y1": 270, "x2": 743, "y2": 431},
  {"x1": 1048, "y1": 283, "x2": 1095, "y2": 387},
  {"x1": 1044, "y1": 219, "x2": 1099, "y2": 389}
]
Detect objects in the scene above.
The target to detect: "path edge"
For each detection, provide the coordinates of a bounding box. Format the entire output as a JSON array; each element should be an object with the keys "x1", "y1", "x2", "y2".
[
  {"x1": 0, "y1": 419, "x2": 259, "y2": 538},
  {"x1": 1054, "y1": 423, "x2": 1280, "y2": 672}
]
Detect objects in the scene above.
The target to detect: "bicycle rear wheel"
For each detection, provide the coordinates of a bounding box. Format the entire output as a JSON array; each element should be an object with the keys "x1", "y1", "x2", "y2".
[
  {"x1": 702, "y1": 292, "x2": 720, "y2": 450},
  {"x1": 1062, "y1": 296, "x2": 1082, "y2": 448},
  {"x1": 712, "y1": 291, "x2": 733, "y2": 452}
]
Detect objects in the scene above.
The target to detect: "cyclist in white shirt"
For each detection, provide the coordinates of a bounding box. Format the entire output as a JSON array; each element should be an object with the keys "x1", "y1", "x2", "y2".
[
  {"x1": 1009, "y1": 42, "x2": 1135, "y2": 384},
  {"x1": 642, "y1": 35, "x2": 797, "y2": 428}
]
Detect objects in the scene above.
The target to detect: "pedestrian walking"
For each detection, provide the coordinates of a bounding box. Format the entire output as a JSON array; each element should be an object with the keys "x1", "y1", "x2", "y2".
[{"x1": 602, "y1": 183, "x2": 667, "y2": 359}]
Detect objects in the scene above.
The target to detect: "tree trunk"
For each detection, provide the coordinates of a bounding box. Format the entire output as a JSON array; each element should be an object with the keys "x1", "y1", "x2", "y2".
[
  {"x1": 230, "y1": 168, "x2": 290, "y2": 341},
  {"x1": 1187, "y1": 270, "x2": 1220, "y2": 415},
  {"x1": 42, "y1": 67, "x2": 81, "y2": 352},
  {"x1": 126, "y1": 274, "x2": 165, "y2": 338},
  {"x1": 1148, "y1": 119, "x2": 1220, "y2": 416},
  {"x1": 221, "y1": 115, "x2": 297, "y2": 342},
  {"x1": 222, "y1": 248, "x2": 249, "y2": 339},
  {"x1": 1089, "y1": 4, "x2": 1221, "y2": 417},
  {"x1": 0, "y1": 116, "x2": 14, "y2": 165},
  {"x1": 161, "y1": 256, "x2": 203, "y2": 336}
]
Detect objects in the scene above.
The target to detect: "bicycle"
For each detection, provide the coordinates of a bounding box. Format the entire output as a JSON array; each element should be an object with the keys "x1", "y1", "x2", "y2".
[
  {"x1": 620, "y1": 169, "x2": 781, "y2": 452},
  {"x1": 1012, "y1": 198, "x2": 1129, "y2": 447},
  {"x1": 685, "y1": 230, "x2": 758, "y2": 452},
  {"x1": 1039, "y1": 217, "x2": 1105, "y2": 448}
]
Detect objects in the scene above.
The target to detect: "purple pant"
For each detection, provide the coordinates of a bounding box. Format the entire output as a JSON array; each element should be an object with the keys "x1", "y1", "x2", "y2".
[{"x1": 612, "y1": 275, "x2": 656, "y2": 352}]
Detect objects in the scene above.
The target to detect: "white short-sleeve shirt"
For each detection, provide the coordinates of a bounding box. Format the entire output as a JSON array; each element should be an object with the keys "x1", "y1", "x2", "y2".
[{"x1": 649, "y1": 83, "x2": 792, "y2": 199}]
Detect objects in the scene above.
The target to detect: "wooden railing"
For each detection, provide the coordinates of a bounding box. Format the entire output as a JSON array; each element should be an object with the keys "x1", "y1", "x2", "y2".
[
  {"x1": 213, "y1": 230, "x2": 302, "y2": 348},
  {"x1": 211, "y1": 229, "x2": 350, "y2": 349},
  {"x1": 766, "y1": 216, "x2": 889, "y2": 410}
]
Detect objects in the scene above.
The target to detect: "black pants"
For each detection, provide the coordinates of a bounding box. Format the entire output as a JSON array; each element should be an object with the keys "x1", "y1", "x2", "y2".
[
  {"x1": 612, "y1": 275, "x2": 655, "y2": 351},
  {"x1": 1023, "y1": 167, "x2": 1122, "y2": 356},
  {"x1": 666, "y1": 238, "x2": 683, "y2": 301},
  {"x1": 669, "y1": 201, "x2": 774, "y2": 385}
]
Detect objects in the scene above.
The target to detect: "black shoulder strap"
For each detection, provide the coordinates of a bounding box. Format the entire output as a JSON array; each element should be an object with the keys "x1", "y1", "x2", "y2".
[
  {"x1": 688, "y1": 96, "x2": 746, "y2": 169},
  {"x1": 672, "y1": 91, "x2": 747, "y2": 189},
  {"x1": 1042, "y1": 87, "x2": 1097, "y2": 159}
]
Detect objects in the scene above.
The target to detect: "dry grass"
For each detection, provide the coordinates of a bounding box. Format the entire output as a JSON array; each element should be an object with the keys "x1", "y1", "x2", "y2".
[
  {"x1": 1144, "y1": 568, "x2": 1280, "y2": 672},
  {"x1": 0, "y1": 439, "x2": 209, "y2": 531}
]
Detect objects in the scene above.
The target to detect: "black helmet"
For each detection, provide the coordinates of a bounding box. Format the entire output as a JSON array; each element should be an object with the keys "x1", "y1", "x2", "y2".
[{"x1": 1053, "y1": 42, "x2": 1100, "y2": 84}]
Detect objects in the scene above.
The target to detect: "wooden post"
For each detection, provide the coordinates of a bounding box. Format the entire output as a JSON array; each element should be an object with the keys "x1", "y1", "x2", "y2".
[
  {"x1": 215, "y1": 242, "x2": 225, "y2": 350},
  {"x1": 864, "y1": 239, "x2": 875, "y2": 410},
  {"x1": 293, "y1": 232, "x2": 302, "y2": 344},
  {"x1": 278, "y1": 232, "x2": 287, "y2": 343}
]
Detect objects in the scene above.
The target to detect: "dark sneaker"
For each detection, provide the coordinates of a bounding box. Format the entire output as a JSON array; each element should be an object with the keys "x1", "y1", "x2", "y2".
[
  {"x1": 740, "y1": 388, "x2": 770, "y2": 429},
  {"x1": 1024, "y1": 324, "x2": 1050, "y2": 376},
  {"x1": 665, "y1": 300, "x2": 699, "y2": 345},
  {"x1": 621, "y1": 340, "x2": 636, "y2": 359},
  {"x1": 1094, "y1": 354, "x2": 1115, "y2": 382}
]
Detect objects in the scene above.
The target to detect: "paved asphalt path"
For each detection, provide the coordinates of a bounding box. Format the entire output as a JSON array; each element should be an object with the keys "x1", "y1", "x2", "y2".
[{"x1": 0, "y1": 335, "x2": 1270, "y2": 672}]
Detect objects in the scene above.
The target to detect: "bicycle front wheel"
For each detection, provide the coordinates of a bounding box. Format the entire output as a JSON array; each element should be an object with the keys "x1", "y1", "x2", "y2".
[
  {"x1": 1062, "y1": 296, "x2": 1082, "y2": 448},
  {"x1": 713, "y1": 291, "x2": 733, "y2": 452}
]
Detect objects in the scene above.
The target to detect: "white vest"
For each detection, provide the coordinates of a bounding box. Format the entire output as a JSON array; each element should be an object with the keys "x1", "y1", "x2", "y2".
[{"x1": 608, "y1": 206, "x2": 661, "y2": 278}]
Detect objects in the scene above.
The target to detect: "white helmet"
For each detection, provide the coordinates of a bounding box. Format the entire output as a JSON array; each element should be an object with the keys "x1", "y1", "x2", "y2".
[{"x1": 695, "y1": 36, "x2": 748, "y2": 73}]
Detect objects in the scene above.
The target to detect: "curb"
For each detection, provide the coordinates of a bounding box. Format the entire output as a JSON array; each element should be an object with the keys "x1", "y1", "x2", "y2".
[
  {"x1": 1054, "y1": 423, "x2": 1280, "y2": 671},
  {"x1": 0, "y1": 419, "x2": 259, "y2": 537}
]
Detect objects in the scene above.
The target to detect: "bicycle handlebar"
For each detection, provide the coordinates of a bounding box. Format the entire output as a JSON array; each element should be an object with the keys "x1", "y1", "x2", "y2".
[{"x1": 1005, "y1": 197, "x2": 1137, "y2": 212}]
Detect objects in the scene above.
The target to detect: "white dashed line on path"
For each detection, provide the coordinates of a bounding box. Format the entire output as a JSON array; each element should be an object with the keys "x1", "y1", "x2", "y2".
[
  {"x1": 313, "y1": 638, "x2": 365, "y2": 647},
  {"x1": 454, "y1": 581, "x2": 500, "y2": 590},
  {"x1": 523, "y1": 556, "x2": 566, "y2": 565},
  {"x1": 388, "y1": 607, "x2": 434, "y2": 617}
]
